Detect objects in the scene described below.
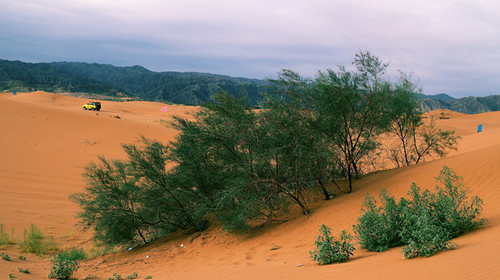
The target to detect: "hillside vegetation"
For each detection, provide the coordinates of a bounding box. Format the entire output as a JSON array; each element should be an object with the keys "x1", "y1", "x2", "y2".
[
  {"x1": 421, "y1": 94, "x2": 500, "y2": 114},
  {"x1": 0, "y1": 59, "x2": 266, "y2": 105}
]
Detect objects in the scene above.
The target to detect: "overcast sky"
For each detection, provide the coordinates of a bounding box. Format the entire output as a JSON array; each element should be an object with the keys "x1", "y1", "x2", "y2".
[{"x1": 2, "y1": 0, "x2": 500, "y2": 98}]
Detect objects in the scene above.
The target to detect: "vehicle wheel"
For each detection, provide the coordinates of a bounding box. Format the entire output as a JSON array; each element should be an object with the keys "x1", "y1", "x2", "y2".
[
  {"x1": 83, "y1": 107, "x2": 87, "y2": 110},
  {"x1": 91, "y1": 108, "x2": 95, "y2": 111}
]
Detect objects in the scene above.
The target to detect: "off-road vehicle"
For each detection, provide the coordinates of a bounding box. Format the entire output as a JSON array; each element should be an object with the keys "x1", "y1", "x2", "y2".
[{"x1": 83, "y1": 101, "x2": 101, "y2": 111}]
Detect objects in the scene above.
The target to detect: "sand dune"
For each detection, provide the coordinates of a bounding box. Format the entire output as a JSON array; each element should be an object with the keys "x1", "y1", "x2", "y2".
[{"x1": 1, "y1": 92, "x2": 499, "y2": 279}]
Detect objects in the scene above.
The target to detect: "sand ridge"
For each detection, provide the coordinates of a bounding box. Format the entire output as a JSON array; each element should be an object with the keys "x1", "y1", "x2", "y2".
[{"x1": 1, "y1": 91, "x2": 499, "y2": 279}]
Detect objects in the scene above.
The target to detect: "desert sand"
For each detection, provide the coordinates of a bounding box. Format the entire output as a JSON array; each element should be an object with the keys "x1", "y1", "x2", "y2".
[{"x1": 1, "y1": 92, "x2": 499, "y2": 279}]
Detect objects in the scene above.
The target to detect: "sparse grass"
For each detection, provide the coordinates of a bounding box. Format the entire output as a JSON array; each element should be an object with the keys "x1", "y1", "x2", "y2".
[
  {"x1": 8, "y1": 273, "x2": 16, "y2": 279},
  {"x1": 84, "y1": 275, "x2": 99, "y2": 280},
  {"x1": 0, "y1": 224, "x2": 13, "y2": 248},
  {"x1": 18, "y1": 255, "x2": 27, "y2": 261},
  {"x1": 156, "y1": 119, "x2": 170, "y2": 126},
  {"x1": 113, "y1": 115, "x2": 121, "y2": 119},
  {"x1": 270, "y1": 244, "x2": 281, "y2": 250},
  {"x1": 17, "y1": 224, "x2": 58, "y2": 255},
  {"x1": 144, "y1": 276, "x2": 153, "y2": 280}
]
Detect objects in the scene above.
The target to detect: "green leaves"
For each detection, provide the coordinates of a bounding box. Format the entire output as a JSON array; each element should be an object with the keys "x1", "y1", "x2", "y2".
[
  {"x1": 354, "y1": 166, "x2": 484, "y2": 258},
  {"x1": 310, "y1": 224, "x2": 355, "y2": 265}
]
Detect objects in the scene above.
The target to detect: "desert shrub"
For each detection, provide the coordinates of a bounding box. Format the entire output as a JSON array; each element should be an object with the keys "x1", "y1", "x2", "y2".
[
  {"x1": 353, "y1": 188, "x2": 404, "y2": 252},
  {"x1": 310, "y1": 224, "x2": 355, "y2": 265},
  {"x1": 355, "y1": 166, "x2": 484, "y2": 258},
  {"x1": 401, "y1": 212, "x2": 456, "y2": 259},
  {"x1": 72, "y1": 137, "x2": 206, "y2": 247},
  {"x1": 48, "y1": 252, "x2": 80, "y2": 280},
  {"x1": 432, "y1": 166, "x2": 485, "y2": 237},
  {"x1": 17, "y1": 224, "x2": 57, "y2": 255}
]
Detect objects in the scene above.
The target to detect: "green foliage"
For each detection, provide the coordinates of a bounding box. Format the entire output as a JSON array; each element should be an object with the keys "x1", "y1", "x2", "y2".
[
  {"x1": 2, "y1": 252, "x2": 11, "y2": 261},
  {"x1": 126, "y1": 272, "x2": 138, "y2": 279},
  {"x1": 433, "y1": 166, "x2": 485, "y2": 236},
  {"x1": 71, "y1": 137, "x2": 205, "y2": 246},
  {"x1": 387, "y1": 74, "x2": 459, "y2": 167},
  {"x1": 353, "y1": 189, "x2": 404, "y2": 252},
  {"x1": 108, "y1": 273, "x2": 122, "y2": 280},
  {"x1": 73, "y1": 51, "x2": 456, "y2": 247},
  {"x1": 18, "y1": 255, "x2": 26, "y2": 260},
  {"x1": 17, "y1": 224, "x2": 58, "y2": 255},
  {"x1": 309, "y1": 224, "x2": 355, "y2": 265},
  {"x1": 144, "y1": 276, "x2": 153, "y2": 279},
  {"x1": 48, "y1": 252, "x2": 80, "y2": 280},
  {"x1": 8, "y1": 273, "x2": 16, "y2": 280},
  {"x1": 354, "y1": 166, "x2": 484, "y2": 258},
  {"x1": 57, "y1": 247, "x2": 87, "y2": 261},
  {"x1": 17, "y1": 267, "x2": 30, "y2": 273},
  {"x1": 0, "y1": 224, "x2": 12, "y2": 248},
  {"x1": 313, "y1": 51, "x2": 396, "y2": 192}
]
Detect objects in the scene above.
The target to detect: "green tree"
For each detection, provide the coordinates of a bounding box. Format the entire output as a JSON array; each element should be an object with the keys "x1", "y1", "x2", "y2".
[
  {"x1": 386, "y1": 73, "x2": 459, "y2": 167},
  {"x1": 71, "y1": 138, "x2": 203, "y2": 246},
  {"x1": 314, "y1": 51, "x2": 394, "y2": 192}
]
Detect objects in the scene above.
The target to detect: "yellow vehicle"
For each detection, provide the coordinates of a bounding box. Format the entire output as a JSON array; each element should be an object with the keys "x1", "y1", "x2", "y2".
[{"x1": 83, "y1": 101, "x2": 101, "y2": 111}]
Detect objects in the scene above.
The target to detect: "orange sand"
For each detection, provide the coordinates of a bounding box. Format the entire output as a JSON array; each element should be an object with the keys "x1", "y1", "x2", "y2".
[{"x1": 1, "y1": 92, "x2": 499, "y2": 279}]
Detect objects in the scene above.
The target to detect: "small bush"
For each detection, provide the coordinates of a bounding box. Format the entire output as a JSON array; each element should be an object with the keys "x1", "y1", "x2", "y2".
[
  {"x1": 18, "y1": 224, "x2": 58, "y2": 255},
  {"x1": 18, "y1": 255, "x2": 26, "y2": 260},
  {"x1": 353, "y1": 188, "x2": 404, "y2": 252},
  {"x1": 144, "y1": 275, "x2": 153, "y2": 279},
  {"x1": 48, "y1": 253, "x2": 80, "y2": 280},
  {"x1": 17, "y1": 267, "x2": 30, "y2": 273},
  {"x1": 310, "y1": 224, "x2": 355, "y2": 265},
  {"x1": 126, "y1": 272, "x2": 138, "y2": 279},
  {"x1": 1, "y1": 252, "x2": 11, "y2": 261}
]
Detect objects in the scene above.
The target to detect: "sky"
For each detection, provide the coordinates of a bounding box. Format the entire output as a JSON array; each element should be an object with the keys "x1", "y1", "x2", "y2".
[{"x1": 1, "y1": 0, "x2": 500, "y2": 98}]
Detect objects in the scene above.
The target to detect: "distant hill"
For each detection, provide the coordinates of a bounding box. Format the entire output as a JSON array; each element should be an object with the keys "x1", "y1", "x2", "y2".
[
  {"x1": 2, "y1": 59, "x2": 499, "y2": 112},
  {"x1": 0, "y1": 59, "x2": 267, "y2": 105},
  {"x1": 421, "y1": 94, "x2": 500, "y2": 114},
  {"x1": 0, "y1": 59, "x2": 126, "y2": 97},
  {"x1": 422, "y1": 93, "x2": 456, "y2": 102}
]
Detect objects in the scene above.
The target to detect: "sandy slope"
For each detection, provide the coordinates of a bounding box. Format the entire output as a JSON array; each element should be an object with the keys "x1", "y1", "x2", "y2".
[{"x1": 1, "y1": 92, "x2": 499, "y2": 279}]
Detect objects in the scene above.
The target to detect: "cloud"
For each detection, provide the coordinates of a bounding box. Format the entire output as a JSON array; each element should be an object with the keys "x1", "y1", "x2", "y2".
[{"x1": 1, "y1": 0, "x2": 500, "y2": 97}]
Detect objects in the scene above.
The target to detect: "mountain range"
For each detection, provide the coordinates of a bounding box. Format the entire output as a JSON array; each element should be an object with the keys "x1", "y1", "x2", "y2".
[
  {"x1": 421, "y1": 93, "x2": 500, "y2": 114},
  {"x1": 1, "y1": 59, "x2": 498, "y2": 113},
  {"x1": 0, "y1": 59, "x2": 265, "y2": 105}
]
